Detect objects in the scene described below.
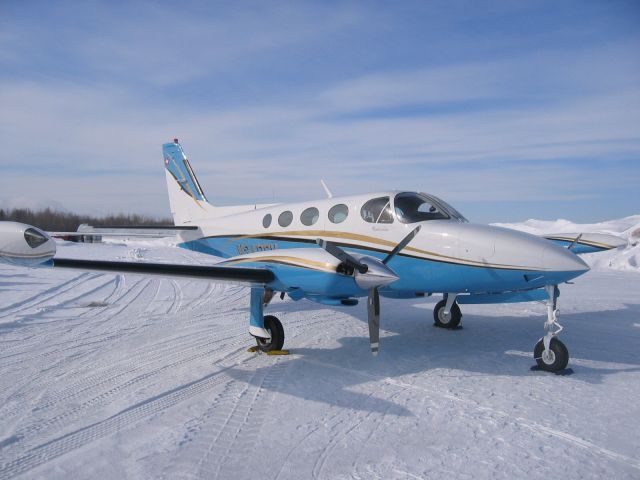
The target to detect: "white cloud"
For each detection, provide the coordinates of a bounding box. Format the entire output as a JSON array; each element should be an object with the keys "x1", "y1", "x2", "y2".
[{"x1": 1, "y1": 8, "x2": 638, "y2": 219}]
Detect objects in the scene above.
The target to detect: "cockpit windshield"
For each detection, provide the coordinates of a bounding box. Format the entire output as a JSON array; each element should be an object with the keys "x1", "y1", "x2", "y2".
[
  {"x1": 394, "y1": 192, "x2": 468, "y2": 224},
  {"x1": 420, "y1": 192, "x2": 468, "y2": 222}
]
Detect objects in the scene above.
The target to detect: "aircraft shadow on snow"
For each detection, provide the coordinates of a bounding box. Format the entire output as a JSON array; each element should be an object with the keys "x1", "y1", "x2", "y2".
[{"x1": 225, "y1": 301, "x2": 640, "y2": 415}]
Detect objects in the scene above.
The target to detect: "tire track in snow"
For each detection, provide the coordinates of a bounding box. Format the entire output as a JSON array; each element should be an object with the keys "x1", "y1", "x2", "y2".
[
  {"x1": 161, "y1": 360, "x2": 289, "y2": 480},
  {"x1": 299, "y1": 357, "x2": 640, "y2": 473},
  {"x1": 2, "y1": 309, "x2": 339, "y2": 464},
  {"x1": 0, "y1": 351, "x2": 252, "y2": 480},
  {"x1": 204, "y1": 361, "x2": 289, "y2": 480},
  {"x1": 29, "y1": 305, "x2": 313, "y2": 416},
  {"x1": 0, "y1": 269, "x2": 346, "y2": 477},
  {"x1": 0, "y1": 272, "x2": 90, "y2": 320},
  {"x1": 169, "y1": 280, "x2": 184, "y2": 314},
  {"x1": 0, "y1": 277, "x2": 149, "y2": 370}
]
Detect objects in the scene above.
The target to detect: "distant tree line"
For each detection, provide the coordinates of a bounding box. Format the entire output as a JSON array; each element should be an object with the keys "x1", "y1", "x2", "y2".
[{"x1": 0, "y1": 207, "x2": 173, "y2": 232}]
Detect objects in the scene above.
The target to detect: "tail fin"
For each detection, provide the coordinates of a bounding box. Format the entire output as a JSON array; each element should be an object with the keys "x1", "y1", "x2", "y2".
[{"x1": 163, "y1": 139, "x2": 215, "y2": 225}]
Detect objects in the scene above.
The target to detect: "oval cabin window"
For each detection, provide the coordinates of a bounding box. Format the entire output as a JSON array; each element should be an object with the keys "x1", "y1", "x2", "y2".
[
  {"x1": 278, "y1": 211, "x2": 293, "y2": 227},
  {"x1": 300, "y1": 207, "x2": 319, "y2": 226},
  {"x1": 262, "y1": 214, "x2": 272, "y2": 228},
  {"x1": 328, "y1": 204, "x2": 349, "y2": 224}
]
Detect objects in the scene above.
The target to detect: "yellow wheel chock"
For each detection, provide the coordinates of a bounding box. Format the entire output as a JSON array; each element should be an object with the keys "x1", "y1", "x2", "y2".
[{"x1": 247, "y1": 346, "x2": 290, "y2": 355}]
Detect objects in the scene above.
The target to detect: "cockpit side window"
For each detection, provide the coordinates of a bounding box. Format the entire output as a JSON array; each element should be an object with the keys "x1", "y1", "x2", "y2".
[
  {"x1": 394, "y1": 192, "x2": 449, "y2": 223},
  {"x1": 361, "y1": 197, "x2": 394, "y2": 224}
]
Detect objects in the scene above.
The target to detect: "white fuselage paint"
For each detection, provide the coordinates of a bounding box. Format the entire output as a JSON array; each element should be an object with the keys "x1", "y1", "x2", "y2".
[{"x1": 175, "y1": 190, "x2": 588, "y2": 275}]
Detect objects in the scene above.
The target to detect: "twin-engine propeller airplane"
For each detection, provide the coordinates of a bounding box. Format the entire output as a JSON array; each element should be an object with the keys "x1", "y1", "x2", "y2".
[{"x1": 0, "y1": 139, "x2": 627, "y2": 372}]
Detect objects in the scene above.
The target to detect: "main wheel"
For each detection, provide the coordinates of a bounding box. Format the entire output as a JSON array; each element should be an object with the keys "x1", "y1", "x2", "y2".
[
  {"x1": 534, "y1": 337, "x2": 569, "y2": 372},
  {"x1": 433, "y1": 299, "x2": 462, "y2": 328},
  {"x1": 255, "y1": 315, "x2": 285, "y2": 352}
]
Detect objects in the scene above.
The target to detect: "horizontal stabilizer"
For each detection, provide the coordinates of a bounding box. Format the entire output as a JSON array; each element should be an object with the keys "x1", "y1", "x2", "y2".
[
  {"x1": 48, "y1": 224, "x2": 202, "y2": 239},
  {"x1": 81, "y1": 225, "x2": 200, "y2": 231}
]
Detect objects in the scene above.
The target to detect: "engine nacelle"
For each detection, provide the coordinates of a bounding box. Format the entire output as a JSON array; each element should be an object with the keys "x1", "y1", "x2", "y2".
[{"x1": 0, "y1": 222, "x2": 56, "y2": 266}]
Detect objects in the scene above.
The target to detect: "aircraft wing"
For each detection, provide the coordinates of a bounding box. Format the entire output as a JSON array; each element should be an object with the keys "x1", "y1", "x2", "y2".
[
  {"x1": 51, "y1": 258, "x2": 274, "y2": 284},
  {"x1": 1, "y1": 221, "x2": 273, "y2": 284},
  {"x1": 542, "y1": 232, "x2": 627, "y2": 254}
]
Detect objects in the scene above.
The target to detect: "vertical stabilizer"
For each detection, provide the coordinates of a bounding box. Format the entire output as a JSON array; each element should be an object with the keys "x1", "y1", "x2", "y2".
[{"x1": 163, "y1": 139, "x2": 214, "y2": 225}]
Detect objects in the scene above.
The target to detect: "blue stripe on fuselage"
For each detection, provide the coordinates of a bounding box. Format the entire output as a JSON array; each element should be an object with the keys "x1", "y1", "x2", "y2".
[{"x1": 178, "y1": 236, "x2": 586, "y2": 296}]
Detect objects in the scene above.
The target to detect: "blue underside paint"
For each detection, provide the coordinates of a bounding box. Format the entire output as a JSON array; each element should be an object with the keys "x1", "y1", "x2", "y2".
[
  {"x1": 179, "y1": 236, "x2": 586, "y2": 299},
  {"x1": 249, "y1": 287, "x2": 265, "y2": 329},
  {"x1": 0, "y1": 255, "x2": 54, "y2": 267},
  {"x1": 457, "y1": 289, "x2": 549, "y2": 304}
]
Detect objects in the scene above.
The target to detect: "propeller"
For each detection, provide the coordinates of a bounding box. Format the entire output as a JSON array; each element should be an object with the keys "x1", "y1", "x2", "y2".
[
  {"x1": 316, "y1": 238, "x2": 368, "y2": 274},
  {"x1": 317, "y1": 226, "x2": 421, "y2": 355},
  {"x1": 367, "y1": 288, "x2": 380, "y2": 354},
  {"x1": 383, "y1": 225, "x2": 421, "y2": 264},
  {"x1": 566, "y1": 233, "x2": 583, "y2": 251}
]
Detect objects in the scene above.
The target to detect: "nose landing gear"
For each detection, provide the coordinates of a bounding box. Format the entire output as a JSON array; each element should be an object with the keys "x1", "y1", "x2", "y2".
[{"x1": 534, "y1": 285, "x2": 569, "y2": 372}]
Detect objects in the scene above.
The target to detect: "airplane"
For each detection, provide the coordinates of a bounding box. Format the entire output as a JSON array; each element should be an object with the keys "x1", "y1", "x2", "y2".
[{"x1": 0, "y1": 139, "x2": 627, "y2": 373}]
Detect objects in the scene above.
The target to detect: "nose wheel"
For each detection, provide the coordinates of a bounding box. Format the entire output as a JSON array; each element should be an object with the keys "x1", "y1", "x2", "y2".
[
  {"x1": 534, "y1": 337, "x2": 568, "y2": 372},
  {"x1": 534, "y1": 285, "x2": 570, "y2": 372}
]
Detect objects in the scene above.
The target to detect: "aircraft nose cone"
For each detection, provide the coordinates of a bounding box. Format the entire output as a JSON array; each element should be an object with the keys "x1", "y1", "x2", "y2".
[{"x1": 542, "y1": 244, "x2": 590, "y2": 277}]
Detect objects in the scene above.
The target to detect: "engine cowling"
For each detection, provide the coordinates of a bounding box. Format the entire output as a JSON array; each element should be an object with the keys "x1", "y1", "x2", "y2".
[{"x1": 0, "y1": 222, "x2": 56, "y2": 266}]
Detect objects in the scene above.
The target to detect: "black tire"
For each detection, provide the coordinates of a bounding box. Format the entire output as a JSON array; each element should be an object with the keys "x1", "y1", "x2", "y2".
[
  {"x1": 255, "y1": 315, "x2": 285, "y2": 352},
  {"x1": 433, "y1": 299, "x2": 462, "y2": 328},
  {"x1": 534, "y1": 337, "x2": 569, "y2": 372}
]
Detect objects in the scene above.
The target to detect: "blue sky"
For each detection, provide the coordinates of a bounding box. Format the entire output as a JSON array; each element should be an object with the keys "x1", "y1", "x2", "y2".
[{"x1": 1, "y1": 0, "x2": 638, "y2": 223}]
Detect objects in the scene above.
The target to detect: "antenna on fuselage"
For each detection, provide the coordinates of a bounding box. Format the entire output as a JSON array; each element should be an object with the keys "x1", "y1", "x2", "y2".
[{"x1": 320, "y1": 179, "x2": 333, "y2": 199}]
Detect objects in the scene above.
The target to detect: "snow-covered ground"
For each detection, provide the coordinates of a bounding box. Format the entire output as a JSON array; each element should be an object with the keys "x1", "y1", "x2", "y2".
[{"x1": 0, "y1": 217, "x2": 639, "y2": 479}]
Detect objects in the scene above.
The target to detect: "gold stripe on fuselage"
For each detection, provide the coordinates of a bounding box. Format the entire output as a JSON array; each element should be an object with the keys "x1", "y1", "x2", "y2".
[
  {"x1": 223, "y1": 255, "x2": 336, "y2": 273},
  {"x1": 219, "y1": 230, "x2": 543, "y2": 271},
  {"x1": 545, "y1": 236, "x2": 614, "y2": 250}
]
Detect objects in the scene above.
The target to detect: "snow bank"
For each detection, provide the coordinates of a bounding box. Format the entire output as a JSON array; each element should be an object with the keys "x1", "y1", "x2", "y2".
[{"x1": 493, "y1": 215, "x2": 640, "y2": 273}]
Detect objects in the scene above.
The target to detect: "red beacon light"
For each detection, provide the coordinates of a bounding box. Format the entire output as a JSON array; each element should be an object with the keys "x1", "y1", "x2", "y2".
[{"x1": 173, "y1": 138, "x2": 179, "y2": 144}]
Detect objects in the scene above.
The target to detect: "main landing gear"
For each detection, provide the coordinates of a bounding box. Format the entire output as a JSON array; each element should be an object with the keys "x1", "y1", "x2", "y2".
[
  {"x1": 433, "y1": 293, "x2": 462, "y2": 329},
  {"x1": 248, "y1": 287, "x2": 288, "y2": 355},
  {"x1": 533, "y1": 285, "x2": 569, "y2": 372},
  {"x1": 255, "y1": 315, "x2": 285, "y2": 352}
]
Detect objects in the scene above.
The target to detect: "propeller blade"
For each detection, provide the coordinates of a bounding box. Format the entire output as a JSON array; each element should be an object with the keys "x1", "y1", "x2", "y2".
[
  {"x1": 316, "y1": 238, "x2": 368, "y2": 274},
  {"x1": 367, "y1": 287, "x2": 380, "y2": 355},
  {"x1": 567, "y1": 233, "x2": 583, "y2": 251},
  {"x1": 382, "y1": 225, "x2": 421, "y2": 265}
]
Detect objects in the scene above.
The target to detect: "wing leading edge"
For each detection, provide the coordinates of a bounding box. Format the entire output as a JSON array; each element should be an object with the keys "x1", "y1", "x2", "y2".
[{"x1": 52, "y1": 258, "x2": 274, "y2": 284}]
